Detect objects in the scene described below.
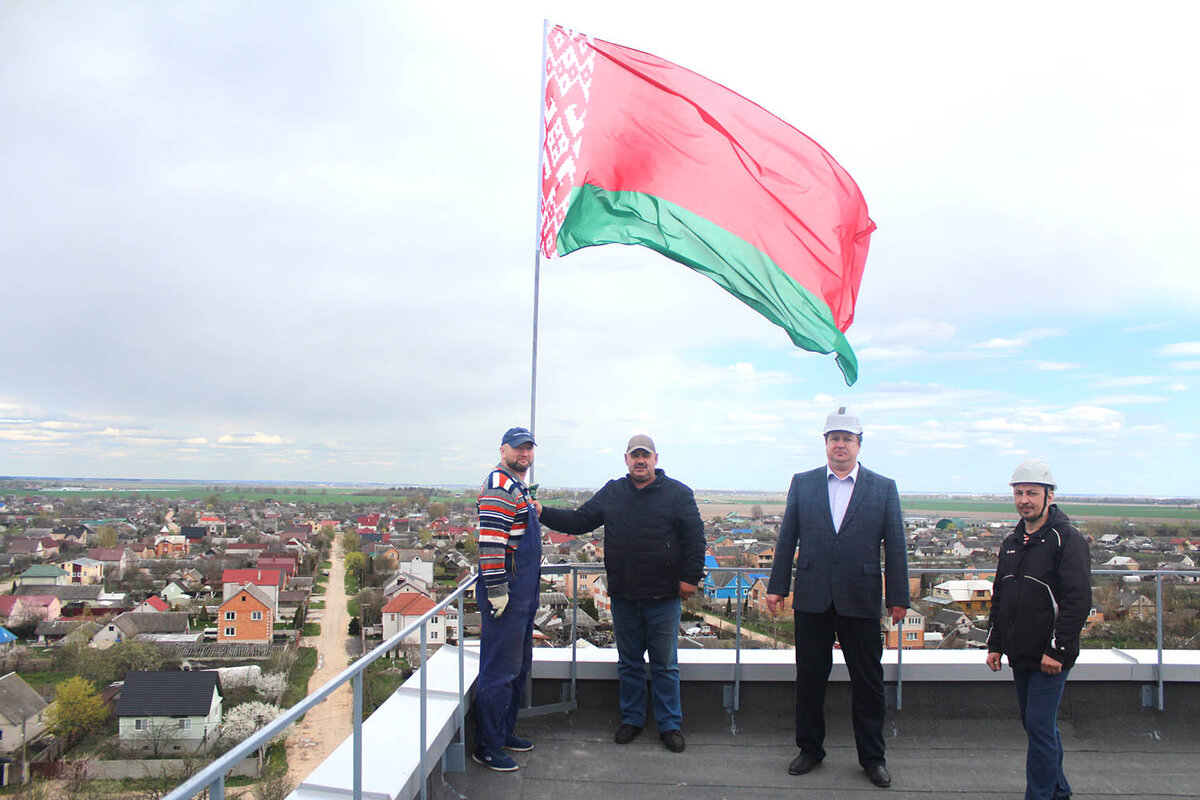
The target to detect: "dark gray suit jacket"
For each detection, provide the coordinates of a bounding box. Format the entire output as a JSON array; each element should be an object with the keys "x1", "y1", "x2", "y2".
[{"x1": 767, "y1": 464, "x2": 909, "y2": 619}]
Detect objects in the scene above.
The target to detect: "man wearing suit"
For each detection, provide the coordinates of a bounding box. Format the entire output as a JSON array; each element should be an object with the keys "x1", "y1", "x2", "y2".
[{"x1": 767, "y1": 408, "x2": 909, "y2": 789}]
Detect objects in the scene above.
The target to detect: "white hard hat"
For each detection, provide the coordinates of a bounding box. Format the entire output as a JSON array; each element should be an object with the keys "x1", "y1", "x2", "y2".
[
  {"x1": 1010, "y1": 458, "x2": 1056, "y2": 489},
  {"x1": 823, "y1": 407, "x2": 862, "y2": 435}
]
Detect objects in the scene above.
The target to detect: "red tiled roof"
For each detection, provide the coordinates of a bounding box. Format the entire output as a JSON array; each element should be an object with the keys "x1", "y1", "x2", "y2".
[
  {"x1": 144, "y1": 596, "x2": 169, "y2": 611},
  {"x1": 381, "y1": 593, "x2": 441, "y2": 616},
  {"x1": 221, "y1": 568, "x2": 283, "y2": 587}
]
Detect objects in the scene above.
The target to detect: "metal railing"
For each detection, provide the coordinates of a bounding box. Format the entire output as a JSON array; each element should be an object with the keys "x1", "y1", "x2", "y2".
[
  {"x1": 167, "y1": 564, "x2": 1198, "y2": 799},
  {"x1": 164, "y1": 574, "x2": 477, "y2": 800}
]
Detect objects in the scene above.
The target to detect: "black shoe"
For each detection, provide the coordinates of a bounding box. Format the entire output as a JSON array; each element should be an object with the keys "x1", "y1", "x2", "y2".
[
  {"x1": 503, "y1": 734, "x2": 534, "y2": 752},
  {"x1": 614, "y1": 723, "x2": 642, "y2": 744},
  {"x1": 788, "y1": 752, "x2": 823, "y2": 775},
  {"x1": 659, "y1": 729, "x2": 685, "y2": 753},
  {"x1": 471, "y1": 747, "x2": 518, "y2": 772},
  {"x1": 865, "y1": 763, "x2": 892, "y2": 787}
]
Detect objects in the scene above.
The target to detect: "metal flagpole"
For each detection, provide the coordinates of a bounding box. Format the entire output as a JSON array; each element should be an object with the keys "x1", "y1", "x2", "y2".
[{"x1": 529, "y1": 18, "x2": 550, "y2": 485}]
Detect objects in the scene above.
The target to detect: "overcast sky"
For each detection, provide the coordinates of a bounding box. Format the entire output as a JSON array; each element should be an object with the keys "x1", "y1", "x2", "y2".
[{"x1": 2, "y1": 2, "x2": 1197, "y2": 496}]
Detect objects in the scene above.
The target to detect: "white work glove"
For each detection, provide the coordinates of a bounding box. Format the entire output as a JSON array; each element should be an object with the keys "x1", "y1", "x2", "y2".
[{"x1": 489, "y1": 591, "x2": 509, "y2": 618}]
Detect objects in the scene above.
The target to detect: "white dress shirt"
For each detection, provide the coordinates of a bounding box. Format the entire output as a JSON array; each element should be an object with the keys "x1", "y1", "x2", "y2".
[{"x1": 826, "y1": 463, "x2": 860, "y2": 533}]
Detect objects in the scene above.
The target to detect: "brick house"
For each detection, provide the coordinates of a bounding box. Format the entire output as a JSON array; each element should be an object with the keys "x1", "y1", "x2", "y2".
[{"x1": 217, "y1": 585, "x2": 274, "y2": 644}]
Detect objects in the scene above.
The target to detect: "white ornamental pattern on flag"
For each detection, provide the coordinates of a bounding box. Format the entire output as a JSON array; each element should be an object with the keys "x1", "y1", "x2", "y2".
[{"x1": 541, "y1": 25, "x2": 594, "y2": 257}]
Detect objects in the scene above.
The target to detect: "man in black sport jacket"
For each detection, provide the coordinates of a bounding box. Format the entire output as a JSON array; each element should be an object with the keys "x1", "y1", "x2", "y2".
[{"x1": 987, "y1": 458, "x2": 1091, "y2": 800}]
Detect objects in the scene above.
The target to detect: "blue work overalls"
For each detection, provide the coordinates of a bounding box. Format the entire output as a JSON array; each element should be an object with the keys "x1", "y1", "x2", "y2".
[{"x1": 474, "y1": 494, "x2": 542, "y2": 751}]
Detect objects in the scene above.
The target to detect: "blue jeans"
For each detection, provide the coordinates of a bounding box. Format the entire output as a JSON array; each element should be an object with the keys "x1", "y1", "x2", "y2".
[
  {"x1": 610, "y1": 596, "x2": 682, "y2": 732},
  {"x1": 1012, "y1": 667, "x2": 1072, "y2": 800}
]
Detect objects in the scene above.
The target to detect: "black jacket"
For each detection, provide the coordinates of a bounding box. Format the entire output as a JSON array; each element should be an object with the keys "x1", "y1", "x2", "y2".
[
  {"x1": 538, "y1": 469, "x2": 705, "y2": 600},
  {"x1": 987, "y1": 505, "x2": 1091, "y2": 670}
]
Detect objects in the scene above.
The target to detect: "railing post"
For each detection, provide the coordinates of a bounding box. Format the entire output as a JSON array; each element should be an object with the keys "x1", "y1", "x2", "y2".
[
  {"x1": 1155, "y1": 573, "x2": 1165, "y2": 711},
  {"x1": 352, "y1": 671, "x2": 363, "y2": 800},
  {"x1": 445, "y1": 590, "x2": 466, "y2": 771},
  {"x1": 895, "y1": 613, "x2": 904, "y2": 711},
  {"x1": 420, "y1": 623, "x2": 428, "y2": 800},
  {"x1": 571, "y1": 566, "x2": 579, "y2": 704},
  {"x1": 734, "y1": 578, "x2": 742, "y2": 712}
]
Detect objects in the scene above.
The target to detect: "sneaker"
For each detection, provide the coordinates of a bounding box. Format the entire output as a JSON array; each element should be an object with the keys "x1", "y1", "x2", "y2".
[
  {"x1": 614, "y1": 723, "x2": 643, "y2": 744},
  {"x1": 503, "y1": 734, "x2": 534, "y2": 752},
  {"x1": 472, "y1": 747, "x2": 518, "y2": 772},
  {"x1": 660, "y1": 729, "x2": 686, "y2": 753}
]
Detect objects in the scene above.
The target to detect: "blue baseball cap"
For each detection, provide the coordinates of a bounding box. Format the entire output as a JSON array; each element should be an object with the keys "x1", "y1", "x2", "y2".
[{"x1": 501, "y1": 427, "x2": 536, "y2": 447}]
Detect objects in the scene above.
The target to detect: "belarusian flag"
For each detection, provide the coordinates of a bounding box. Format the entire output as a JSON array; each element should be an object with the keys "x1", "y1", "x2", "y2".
[{"x1": 540, "y1": 25, "x2": 874, "y2": 385}]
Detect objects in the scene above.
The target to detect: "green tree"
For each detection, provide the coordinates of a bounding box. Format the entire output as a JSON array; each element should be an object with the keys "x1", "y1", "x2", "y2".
[
  {"x1": 428, "y1": 501, "x2": 449, "y2": 521},
  {"x1": 96, "y1": 525, "x2": 118, "y2": 548},
  {"x1": 344, "y1": 552, "x2": 366, "y2": 584},
  {"x1": 44, "y1": 677, "x2": 108, "y2": 740}
]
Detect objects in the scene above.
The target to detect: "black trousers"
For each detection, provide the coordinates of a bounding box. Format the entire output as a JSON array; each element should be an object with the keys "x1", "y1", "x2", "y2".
[{"x1": 793, "y1": 605, "x2": 886, "y2": 766}]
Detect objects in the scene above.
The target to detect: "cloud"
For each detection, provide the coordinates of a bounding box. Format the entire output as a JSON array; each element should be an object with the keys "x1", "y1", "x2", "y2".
[
  {"x1": 1086, "y1": 394, "x2": 1166, "y2": 405},
  {"x1": 853, "y1": 319, "x2": 955, "y2": 347},
  {"x1": 1020, "y1": 328, "x2": 1066, "y2": 341},
  {"x1": 969, "y1": 337, "x2": 1028, "y2": 351},
  {"x1": 216, "y1": 433, "x2": 289, "y2": 446},
  {"x1": 1160, "y1": 342, "x2": 1200, "y2": 356},
  {"x1": 974, "y1": 405, "x2": 1124, "y2": 436},
  {"x1": 858, "y1": 346, "x2": 931, "y2": 364},
  {"x1": 1090, "y1": 376, "x2": 1157, "y2": 388},
  {"x1": 1027, "y1": 361, "x2": 1081, "y2": 371},
  {"x1": 1169, "y1": 361, "x2": 1200, "y2": 371}
]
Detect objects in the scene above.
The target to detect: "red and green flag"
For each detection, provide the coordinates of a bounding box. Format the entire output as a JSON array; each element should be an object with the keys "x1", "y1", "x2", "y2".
[{"x1": 540, "y1": 25, "x2": 875, "y2": 384}]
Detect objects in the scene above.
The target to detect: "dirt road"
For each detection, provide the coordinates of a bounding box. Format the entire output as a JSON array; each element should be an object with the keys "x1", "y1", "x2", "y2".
[{"x1": 286, "y1": 535, "x2": 354, "y2": 786}]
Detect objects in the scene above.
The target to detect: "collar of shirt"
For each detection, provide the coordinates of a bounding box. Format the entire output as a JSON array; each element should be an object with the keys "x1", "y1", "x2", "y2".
[
  {"x1": 495, "y1": 463, "x2": 529, "y2": 491},
  {"x1": 825, "y1": 463, "x2": 860, "y2": 483}
]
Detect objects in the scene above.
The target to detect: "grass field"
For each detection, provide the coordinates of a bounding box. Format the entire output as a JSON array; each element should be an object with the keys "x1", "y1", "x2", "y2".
[
  {"x1": 10, "y1": 484, "x2": 465, "y2": 506},
  {"x1": 900, "y1": 498, "x2": 1199, "y2": 520},
  {"x1": 693, "y1": 493, "x2": 1198, "y2": 522}
]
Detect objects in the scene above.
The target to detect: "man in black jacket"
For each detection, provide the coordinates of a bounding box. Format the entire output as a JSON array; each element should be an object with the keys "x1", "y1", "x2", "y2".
[
  {"x1": 987, "y1": 458, "x2": 1091, "y2": 800},
  {"x1": 536, "y1": 434, "x2": 704, "y2": 753}
]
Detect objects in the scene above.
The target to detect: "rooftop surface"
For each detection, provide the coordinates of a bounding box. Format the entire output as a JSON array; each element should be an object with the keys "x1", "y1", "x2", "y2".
[{"x1": 435, "y1": 678, "x2": 1199, "y2": 800}]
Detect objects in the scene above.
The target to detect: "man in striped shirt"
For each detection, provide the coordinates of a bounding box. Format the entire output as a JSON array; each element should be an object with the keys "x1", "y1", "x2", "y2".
[{"x1": 472, "y1": 426, "x2": 543, "y2": 772}]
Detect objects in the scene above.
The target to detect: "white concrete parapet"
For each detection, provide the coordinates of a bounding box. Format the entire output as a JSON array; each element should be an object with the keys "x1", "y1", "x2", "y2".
[{"x1": 288, "y1": 645, "x2": 478, "y2": 800}]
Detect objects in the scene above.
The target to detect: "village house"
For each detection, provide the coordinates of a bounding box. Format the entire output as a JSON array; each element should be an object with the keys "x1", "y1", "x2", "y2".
[
  {"x1": 0, "y1": 671, "x2": 49, "y2": 779},
  {"x1": 68, "y1": 557, "x2": 104, "y2": 585},
  {"x1": 153, "y1": 532, "x2": 189, "y2": 557},
  {"x1": 255, "y1": 553, "x2": 298, "y2": 579},
  {"x1": 0, "y1": 595, "x2": 62, "y2": 628},
  {"x1": 115, "y1": 670, "x2": 222, "y2": 754},
  {"x1": 222, "y1": 568, "x2": 283, "y2": 608},
  {"x1": 883, "y1": 607, "x2": 928, "y2": 649},
  {"x1": 160, "y1": 579, "x2": 193, "y2": 608},
  {"x1": 381, "y1": 592, "x2": 447, "y2": 651},
  {"x1": 17, "y1": 564, "x2": 68, "y2": 588},
  {"x1": 13, "y1": 583, "x2": 111, "y2": 612},
  {"x1": 87, "y1": 547, "x2": 135, "y2": 580},
  {"x1": 1116, "y1": 590, "x2": 1155, "y2": 622},
  {"x1": 91, "y1": 612, "x2": 191, "y2": 648},
  {"x1": 926, "y1": 579, "x2": 994, "y2": 616},
  {"x1": 382, "y1": 572, "x2": 433, "y2": 600},
  {"x1": 132, "y1": 596, "x2": 170, "y2": 614},
  {"x1": 217, "y1": 585, "x2": 274, "y2": 644},
  {"x1": 196, "y1": 513, "x2": 227, "y2": 536}
]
